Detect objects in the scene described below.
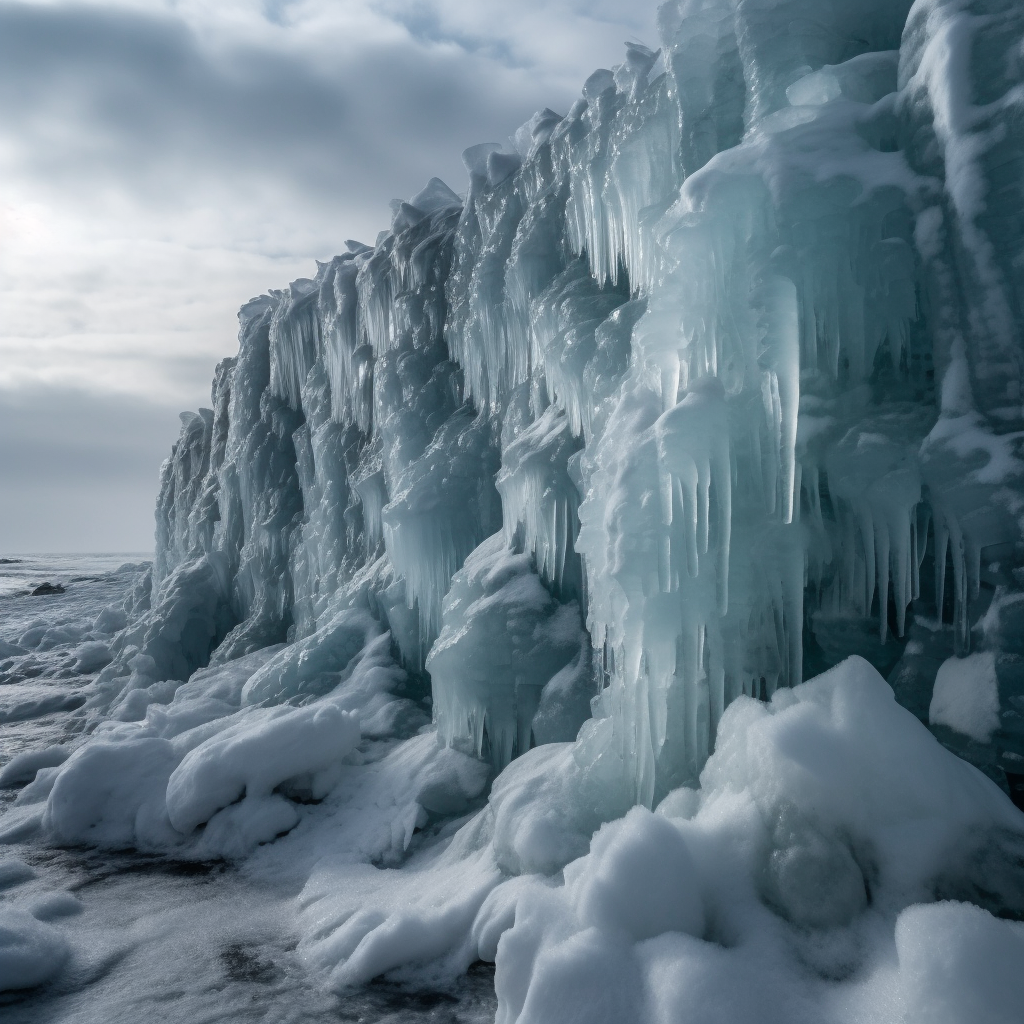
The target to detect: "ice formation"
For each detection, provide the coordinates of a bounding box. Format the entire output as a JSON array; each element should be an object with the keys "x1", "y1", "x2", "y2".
[
  {"x1": 3, "y1": 0, "x2": 1024, "y2": 1016},
  {"x1": 131, "y1": 0, "x2": 1024, "y2": 802}
]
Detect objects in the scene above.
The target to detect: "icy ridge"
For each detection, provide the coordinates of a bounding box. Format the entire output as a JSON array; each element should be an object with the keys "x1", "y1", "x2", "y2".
[{"x1": 113, "y1": 0, "x2": 1024, "y2": 799}]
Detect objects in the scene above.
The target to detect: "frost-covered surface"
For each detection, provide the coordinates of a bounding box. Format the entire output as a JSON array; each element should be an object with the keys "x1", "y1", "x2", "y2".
[
  {"x1": 929, "y1": 650, "x2": 1001, "y2": 742},
  {"x1": 5, "y1": 0, "x2": 1024, "y2": 1018},
  {"x1": 0, "y1": 559, "x2": 496, "y2": 1020}
]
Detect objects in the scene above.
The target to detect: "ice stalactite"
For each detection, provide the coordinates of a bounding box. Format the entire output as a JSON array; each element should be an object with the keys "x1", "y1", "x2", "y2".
[
  {"x1": 497, "y1": 406, "x2": 583, "y2": 597},
  {"x1": 383, "y1": 408, "x2": 502, "y2": 660},
  {"x1": 428, "y1": 536, "x2": 591, "y2": 770},
  {"x1": 321, "y1": 250, "x2": 374, "y2": 434},
  {"x1": 124, "y1": 0, "x2": 1024, "y2": 795}
]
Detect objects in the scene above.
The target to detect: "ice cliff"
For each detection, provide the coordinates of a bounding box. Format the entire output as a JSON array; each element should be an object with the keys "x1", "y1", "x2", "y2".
[
  {"x1": 130, "y1": 0, "x2": 1024, "y2": 803},
  {"x1": 7, "y1": 0, "x2": 1024, "y2": 1017}
]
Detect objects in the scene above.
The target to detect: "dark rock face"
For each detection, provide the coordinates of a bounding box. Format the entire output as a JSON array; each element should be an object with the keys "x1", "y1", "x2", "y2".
[{"x1": 31, "y1": 582, "x2": 66, "y2": 596}]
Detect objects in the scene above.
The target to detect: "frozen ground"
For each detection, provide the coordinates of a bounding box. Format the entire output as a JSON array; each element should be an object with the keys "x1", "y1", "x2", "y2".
[
  {"x1": 3, "y1": 557, "x2": 1023, "y2": 1023},
  {"x1": 0, "y1": 557, "x2": 494, "y2": 1023},
  {"x1": 0, "y1": 843, "x2": 495, "y2": 1024},
  {"x1": 0, "y1": 556, "x2": 147, "y2": 777}
]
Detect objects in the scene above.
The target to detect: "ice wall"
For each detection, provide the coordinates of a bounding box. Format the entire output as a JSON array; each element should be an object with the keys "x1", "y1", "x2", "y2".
[{"x1": 129, "y1": 0, "x2": 1024, "y2": 801}]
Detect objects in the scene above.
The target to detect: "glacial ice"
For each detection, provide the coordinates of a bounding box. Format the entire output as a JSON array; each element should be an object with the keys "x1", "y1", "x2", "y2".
[
  {"x1": 125, "y1": 0, "x2": 1024, "y2": 793},
  {"x1": 2, "y1": 0, "x2": 1024, "y2": 1017},
  {"x1": 428, "y1": 534, "x2": 591, "y2": 768}
]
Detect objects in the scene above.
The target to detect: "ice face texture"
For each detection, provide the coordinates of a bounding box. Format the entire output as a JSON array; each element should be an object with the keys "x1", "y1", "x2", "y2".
[{"x1": 107, "y1": 0, "x2": 1024, "y2": 800}]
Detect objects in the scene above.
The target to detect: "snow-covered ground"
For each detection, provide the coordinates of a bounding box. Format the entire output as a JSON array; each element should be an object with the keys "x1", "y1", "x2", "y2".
[
  {"x1": 0, "y1": 557, "x2": 495, "y2": 1022},
  {"x1": 3, "y1": 556, "x2": 1023, "y2": 1022}
]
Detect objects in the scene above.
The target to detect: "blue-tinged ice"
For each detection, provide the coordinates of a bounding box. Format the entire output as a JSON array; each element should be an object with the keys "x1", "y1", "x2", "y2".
[{"x1": 96, "y1": 0, "x2": 1024, "y2": 800}]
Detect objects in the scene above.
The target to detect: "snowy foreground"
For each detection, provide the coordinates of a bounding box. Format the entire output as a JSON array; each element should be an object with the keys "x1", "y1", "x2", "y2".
[
  {"x1": 2, "y1": 568, "x2": 1022, "y2": 1022},
  {"x1": 6, "y1": 0, "x2": 1024, "y2": 1018}
]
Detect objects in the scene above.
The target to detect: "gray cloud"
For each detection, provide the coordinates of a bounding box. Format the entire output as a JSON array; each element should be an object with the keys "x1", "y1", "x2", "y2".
[
  {"x1": 0, "y1": 2, "x2": 584, "y2": 225},
  {"x1": 0, "y1": 0, "x2": 658, "y2": 551},
  {"x1": 0, "y1": 385, "x2": 183, "y2": 552}
]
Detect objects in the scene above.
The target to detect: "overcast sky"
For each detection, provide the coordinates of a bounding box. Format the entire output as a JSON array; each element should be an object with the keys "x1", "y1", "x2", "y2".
[{"x1": 0, "y1": 0, "x2": 660, "y2": 553}]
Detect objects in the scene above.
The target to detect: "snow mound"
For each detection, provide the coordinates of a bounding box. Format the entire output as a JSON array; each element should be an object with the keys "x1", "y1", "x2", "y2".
[
  {"x1": 486, "y1": 657, "x2": 1024, "y2": 1024},
  {"x1": 929, "y1": 652, "x2": 1001, "y2": 743},
  {"x1": 30, "y1": 635, "x2": 393, "y2": 858},
  {"x1": 896, "y1": 901, "x2": 1024, "y2": 1024},
  {"x1": 0, "y1": 908, "x2": 69, "y2": 992},
  {"x1": 0, "y1": 746, "x2": 69, "y2": 788},
  {"x1": 297, "y1": 658, "x2": 1024, "y2": 1023},
  {"x1": 165, "y1": 703, "x2": 359, "y2": 834}
]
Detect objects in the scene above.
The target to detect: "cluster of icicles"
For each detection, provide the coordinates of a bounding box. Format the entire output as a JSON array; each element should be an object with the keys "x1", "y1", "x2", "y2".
[{"x1": 155, "y1": 0, "x2": 1023, "y2": 805}]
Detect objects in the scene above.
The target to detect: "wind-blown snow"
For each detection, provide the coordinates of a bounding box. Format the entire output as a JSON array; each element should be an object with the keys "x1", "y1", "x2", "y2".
[{"x1": 2, "y1": 0, "x2": 1024, "y2": 1017}]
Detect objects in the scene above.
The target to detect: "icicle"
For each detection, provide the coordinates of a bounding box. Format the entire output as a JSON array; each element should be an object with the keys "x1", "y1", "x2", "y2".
[{"x1": 760, "y1": 276, "x2": 800, "y2": 524}]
